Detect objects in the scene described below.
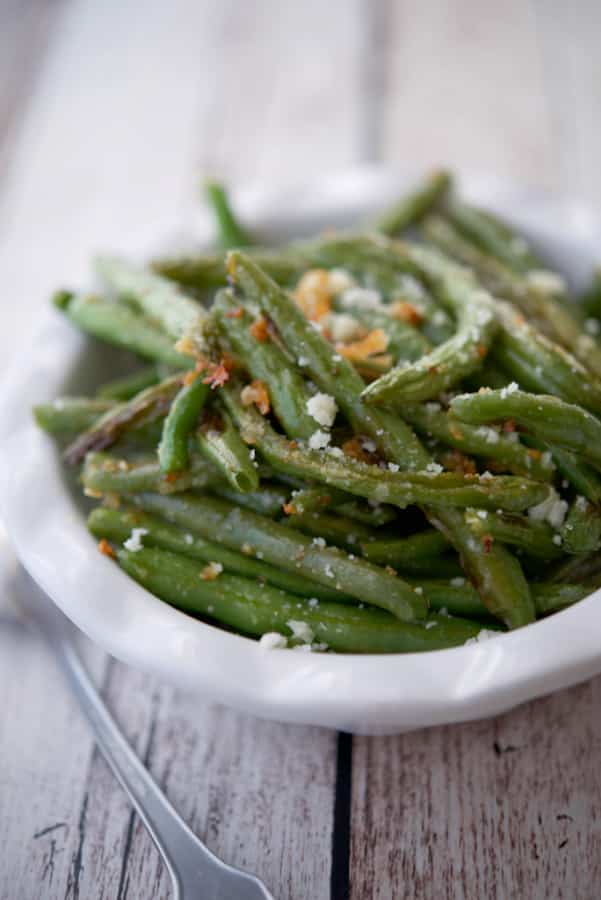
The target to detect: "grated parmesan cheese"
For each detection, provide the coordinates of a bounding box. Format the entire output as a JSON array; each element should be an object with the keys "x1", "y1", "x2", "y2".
[
  {"x1": 259, "y1": 632, "x2": 287, "y2": 650},
  {"x1": 306, "y1": 392, "x2": 338, "y2": 428},
  {"x1": 528, "y1": 487, "x2": 568, "y2": 529},
  {"x1": 123, "y1": 527, "x2": 148, "y2": 552},
  {"x1": 339, "y1": 286, "x2": 382, "y2": 310},
  {"x1": 326, "y1": 313, "x2": 362, "y2": 343},
  {"x1": 287, "y1": 620, "x2": 314, "y2": 644},
  {"x1": 500, "y1": 381, "x2": 519, "y2": 399},
  {"x1": 464, "y1": 628, "x2": 500, "y2": 646},
  {"x1": 308, "y1": 429, "x2": 331, "y2": 450}
]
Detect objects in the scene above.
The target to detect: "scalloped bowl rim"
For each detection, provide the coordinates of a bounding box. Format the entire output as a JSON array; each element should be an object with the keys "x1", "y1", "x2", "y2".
[{"x1": 1, "y1": 166, "x2": 601, "y2": 735}]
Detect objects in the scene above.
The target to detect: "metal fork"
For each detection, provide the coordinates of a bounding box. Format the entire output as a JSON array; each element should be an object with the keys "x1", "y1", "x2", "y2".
[{"x1": 16, "y1": 567, "x2": 275, "y2": 900}]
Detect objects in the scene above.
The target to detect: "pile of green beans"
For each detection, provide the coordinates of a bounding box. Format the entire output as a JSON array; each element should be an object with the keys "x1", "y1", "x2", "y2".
[{"x1": 33, "y1": 171, "x2": 601, "y2": 653}]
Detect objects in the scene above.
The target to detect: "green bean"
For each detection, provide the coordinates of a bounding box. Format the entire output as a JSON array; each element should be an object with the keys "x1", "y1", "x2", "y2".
[
  {"x1": 444, "y1": 201, "x2": 541, "y2": 273},
  {"x1": 204, "y1": 179, "x2": 253, "y2": 249},
  {"x1": 546, "y1": 447, "x2": 601, "y2": 505},
  {"x1": 118, "y1": 545, "x2": 494, "y2": 652},
  {"x1": 426, "y1": 506, "x2": 535, "y2": 628},
  {"x1": 196, "y1": 409, "x2": 259, "y2": 492},
  {"x1": 548, "y1": 551, "x2": 601, "y2": 584},
  {"x1": 130, "y1": 492, "x2": 428, "y2": 621},
  {"x1": 424, "y1": 215, "x2": 601, "y2": 377},
  {"x1": 34, "y1": 397, "x2": 114, "y2": 435},
  {"x1": 88, "y1": 506, "x2": 346, "y2": 602},
  {"x1": 282, "y1": 486, "x2": 345, "y2": 516},
  {"x1": 97, "y1": 366, "x2": 164, "y2": 401},
  {"x1": 561, "y1": 497, "x2": 601, "y2": 554},
  {"x1": 414, "y1": 578, "x2": 588, "y2": 618},
  {"x1": 494, "y1": 301, "x2": 601, "y2": 415},
  {"x1": 464, "y1": 510, "x2": 563, "y2": 560},
  {"x1": 82, "y1": 451, "x2": 217, "y2": 496},
  {"x1": 95, "y1": 257, "x2": 207, "y2": 354},
  {"x1": 224, "y1": 390, "x2": 550, "y2": 513},
  {"x1": 53, "y1": 291, "x2": 193, "y2": 369},
  {"x1": 152, "y1": 248, "x2": 305, "y2": 292},
  {"x1": 333, "y1": 499, "x2": 397, "y2": 527},
  {"x1": 533, "y1": 583, "x2": 594, "y2": 615},
  {"x1": 361, "y1": 245, "x2": 498, "y2": 406},
  {"x1": 403, "y1": 402, "x2": 554, "y2": 480},
  {"x1": 359, "y1": 529, "x2": 449, "y2": 566},
  {"x1": 213, "y1": 289, "x2": 317, "y2": 438},
  {"x1": 280, "y1": 485, "x2": 393, "y2": 524},
  {"x1": 211, "y1": 483, "x2": 288, "y2": 517},
  {"x1": 227, "y1": 250, "x2": 429, "y2": 470},
  {"x1": 451, "y1": 389, "x2": 601, "y2": 470},
  {"x1": 64, "y1": 375, "x2": 184, "y2": 465},
  {"x1": 158, "y1": 375, "x2": 210, "y2": 474},
  {"x1": 283, "y1": 511, "x2": 374, "y2": 552},
  {"x1": 372, "y1": 170, "x2": 452, "y2": 235}
]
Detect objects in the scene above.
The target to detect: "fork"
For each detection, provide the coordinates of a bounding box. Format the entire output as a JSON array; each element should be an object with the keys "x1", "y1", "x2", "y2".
[{"x1": 16, "y1": 566, "x2": 275, "y2": 900}]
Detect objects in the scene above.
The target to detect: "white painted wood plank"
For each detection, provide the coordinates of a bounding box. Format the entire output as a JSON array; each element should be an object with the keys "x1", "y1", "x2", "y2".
[
  {"x1": 351, "y1": 676, "x2": 601, "y2": 900},
  {"x1": 534, "y1": 0, "x2": 601, "y2": 206},
  {"x1": 0, "y1": 0, "x2": 67, "y2": 181},
  {"x1": 381, "y1": 0, "x2": 557, "y2": 187}
]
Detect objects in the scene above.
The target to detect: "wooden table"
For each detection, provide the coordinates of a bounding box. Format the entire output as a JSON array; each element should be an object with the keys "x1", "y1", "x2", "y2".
[{"x1": 1, "y1": 2, "x2": 601, "y2": 897}]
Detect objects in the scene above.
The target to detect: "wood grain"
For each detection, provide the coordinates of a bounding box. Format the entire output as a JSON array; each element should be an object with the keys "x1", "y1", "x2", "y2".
[
  {"x1": 0, "y1": 0, "x2": 67, "y2": 184},
  {"x1": 351, "y1": 676, "x2": 601, "y2": 900},
  {"x1": 381, "y1": 0, "x2": 556, "y2": 187}
]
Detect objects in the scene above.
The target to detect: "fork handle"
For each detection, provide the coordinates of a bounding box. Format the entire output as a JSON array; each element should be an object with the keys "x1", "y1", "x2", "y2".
[{"x1": 28, "y1": 581, "x2": 273, "y2": 900}]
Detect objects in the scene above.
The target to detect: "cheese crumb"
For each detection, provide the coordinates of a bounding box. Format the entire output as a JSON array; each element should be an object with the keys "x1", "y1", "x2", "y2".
[
  {"x1": 426, "y1": 462, "x2": 443, "y2": 474},
  {"x1": 388, "y1": 462, "x2": 400, "y2": 473},
  {"x1": 312, "y1": 537, "x2": 326, "y2": 548},
  {"x1": 475, "y1": 426, "x2": 500, "y2": 444},
  {"x1": 184, "y1": 533, "x2": 194, "y2": 545},
  {"x1": 464, "y1": 628, "x2": 500, "y2": 646},
  {"x1": 450, "y1": 577, "x2": 465, "y2": 587},
  {"x1": 528, "y1": 488, "x2": 568, "y2": 529},
  {"x1": 259, "y1": 632, "x2": 288, "y2": 650},
  {"x1": 123, "y1": 527, "x2": 148, "y2": 552},
  {"x1": 326, "y1": 313, "x2": 362, "y2": 343},
  {"x1": 308, "y1": 429, "x2": 331, "y2": 450},
  {"x1": 287, "y1": 620, "x2": 314, "y2": 644},
  {"x1": 500, "y1": 381, "x2": 519, "y2": 399},
  {"x1": 327, "y1": 268, "x2": 356, "y2": 294},
  {"x1": 306, "y1": 392, "x2": 338, "y2": 428},
  {"x1": 339, "y1": 286, "x2": 382, "y2": 310}
]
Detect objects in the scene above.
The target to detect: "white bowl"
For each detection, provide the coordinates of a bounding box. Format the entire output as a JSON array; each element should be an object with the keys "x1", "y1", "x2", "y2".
[{"x1": 2, "y1": 167, "x2": 601, "y2": 736}]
